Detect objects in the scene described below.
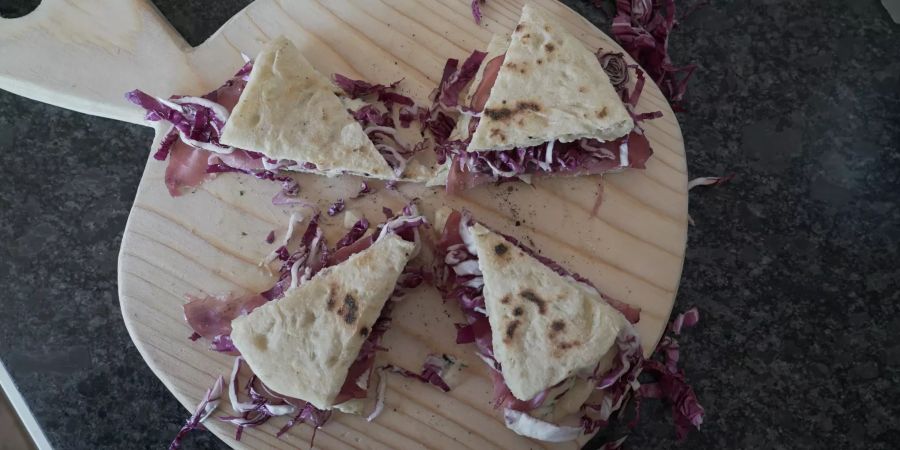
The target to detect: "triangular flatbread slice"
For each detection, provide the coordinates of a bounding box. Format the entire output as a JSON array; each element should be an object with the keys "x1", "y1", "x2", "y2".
[
  {"x1": 469, "y1": 4, "x2": 633, "y2": 151},
  {"x1": 220, "y1": 37, "x2": 394, "y2": 178},
  {"x1": 231, "y1": 234, "x2": 414, "y2": 410},
  {"x1": 469, "y1": 223, "x2": 627, "y2": 401}
]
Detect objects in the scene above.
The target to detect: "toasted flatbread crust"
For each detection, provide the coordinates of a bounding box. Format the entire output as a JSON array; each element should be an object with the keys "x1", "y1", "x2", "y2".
[
  {"x1": 231, "y1": 235, "x2": 414, "y2": 410},
  {"x1": 470, "y1": 223, "x2": 627, "y2": 400},
  {"x1": 469, "y1": 5, "x2": 633, "y2": 151},
  {"x1": 220, "y1": 37, "x2": 394, "y2": 178}
]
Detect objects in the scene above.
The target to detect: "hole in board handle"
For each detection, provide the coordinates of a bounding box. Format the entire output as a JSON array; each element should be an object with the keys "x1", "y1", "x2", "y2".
[{"x1": 0, "y1": 0, "x2": 41, "y2": 18}]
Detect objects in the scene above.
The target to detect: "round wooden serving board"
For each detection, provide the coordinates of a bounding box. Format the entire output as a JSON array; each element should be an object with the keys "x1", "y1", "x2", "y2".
[{"x1": 0, "y1": 0, "x2": 689, "y2": 448}]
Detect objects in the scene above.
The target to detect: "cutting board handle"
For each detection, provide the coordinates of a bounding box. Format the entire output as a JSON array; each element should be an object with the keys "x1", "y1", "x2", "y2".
[{"x1": 0, "y1": 0, "x2": 203, "y2": 125}]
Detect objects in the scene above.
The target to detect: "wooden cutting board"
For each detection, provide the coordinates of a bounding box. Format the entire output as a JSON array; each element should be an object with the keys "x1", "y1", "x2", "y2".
[{"x1": 0, "y1": 0, "x2": 688, "y2": 448}]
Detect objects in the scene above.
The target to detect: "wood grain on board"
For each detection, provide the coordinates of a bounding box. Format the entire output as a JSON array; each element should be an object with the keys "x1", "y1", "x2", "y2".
[{"x1": 0, "y1": 0, "x2": 688, "y2": 448}]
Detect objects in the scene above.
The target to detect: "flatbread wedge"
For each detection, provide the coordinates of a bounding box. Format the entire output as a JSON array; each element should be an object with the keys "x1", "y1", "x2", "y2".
[
  {"x1": 429, "y1": 5, "x2": 654, "y2": 193},
  {"x1": 220, "y1": 37, "x2": 395, "y2": 179},
  {"x1": 470, "y1": 223, "x2": 628, "y2": 401},
  {"x1": 435, "y1": 208, "x2": 643, "y2": 442},
  {"x1": 469, "y1": 4, "x2": 633, "y2": 151},
  {"x1": 230, "y1": 234, "x2": 415, "y2": 410}
]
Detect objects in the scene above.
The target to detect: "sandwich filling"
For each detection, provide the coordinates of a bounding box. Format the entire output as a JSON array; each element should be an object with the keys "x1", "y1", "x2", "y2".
[
  {"x1": 430, "y1": 6, "x2": 661, "y2": 193},
  {"x1": 181, "y1": 208, "x2": 427, "y2": 434},
  {"x1": 127, "y1": 38, "x2": 429, "y2": 197},
  {"x1": 230, "y1": 233, "x2": 415, "y2": 410},
  {"x1": 436, "y1": 209, "x2": 644, "y2": 441}
]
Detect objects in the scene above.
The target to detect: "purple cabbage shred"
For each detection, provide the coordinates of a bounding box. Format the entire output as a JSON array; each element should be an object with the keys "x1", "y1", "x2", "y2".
[
  {"x1": 471, "y1": 0, "x2": 485, "y2": 24},
  {"x1": 610, "y1": 0, "x2": 697, "y2": 106},
  {"x1": 327, "y1": 198, "x2": 345, "y2": 216},
  {"x1": 169, "y1": 376, "x2": 224, "y2": 449}
]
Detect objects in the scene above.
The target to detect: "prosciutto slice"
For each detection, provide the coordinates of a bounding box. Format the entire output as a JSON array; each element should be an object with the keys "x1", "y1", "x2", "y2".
[
  {"x1": 165, "y1": 143, "x2": 215, "y2": 196},
  {"x1": 183, "y1": 293, "x2": 267, "y2": 342}
]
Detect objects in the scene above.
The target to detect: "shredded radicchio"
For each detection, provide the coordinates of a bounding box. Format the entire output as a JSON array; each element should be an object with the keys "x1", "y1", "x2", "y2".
[
  {"x1": 638, "y1": 335, "x2": 705, "y2": 440},
  {"x1": 327, "y1": 198, "x2": 346, "y2": 216},
  {"x1": 471, "y1": 0, "x2": 485, "y2": 24},
  {"x1": 334, "y1": 218, "x2": 369, "y2": 251},
  {"x1": 504, "y1": 408, "x2": 583, "y2": 443},
  {"x1": 670, "y1": 307, "x2": 699, "y2": 335},
  {"x1": 437, "y1": 51, "x2": 487, "y2": 110},
  {"x1": 333, "y1": 74, "x2": 429, "y2": 178},
  {"x1": 169, "y1": 376, "x2": 224, "y2": 450},
  {"x1": 687, "y1": 175, "x2": 734, "y2": 190},
  {"x1": 586, "y1": 307, "x2": 705, "y2": 443},
  {"x1": 610, "y1": 0, "x2": 697, "y2": 106},
  {"x1": 221, "y1": 357, "x2": 331, "y2": 445},
  {"x1": 384, "y1": 353, "x2": 456, "y2": 393},
  {"x1": 354, "y1": 181, "x2": 374, "y2": 198},
  {"x1": 425, "y1": 50, "x2": 487, "y2": 146},
  {"x1": 332, "y1": 74, "x2": 400, "y2": 99}
]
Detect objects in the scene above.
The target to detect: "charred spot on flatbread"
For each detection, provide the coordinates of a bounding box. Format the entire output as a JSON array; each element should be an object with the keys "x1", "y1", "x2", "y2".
[
  {"x1": 336, "y1": 294, "x2": 358, "y2": 324},
  {"x1": 596, "y1": 107, "x2": 608, "y2": 119},
  {"x1": 485, "y1": 108, "x2": 513, "y2": 121},
  {"x1": 552, "y1": 340, "x2": 582, "y2": 358},
  {"x1": 544, "y1": 42, "x2": 556, "y2": 53},
  {"x1": 515, "y1": 24, "x2": 524, "y2": 33},
  {"x1": 517, "y1": 101, "x2": 541, "y2": 112},
  {"x1": 485, "y1": 101, "x2": 542, "y2": 125},
  {"x1": 549, "y1": 320, "x2": 566, "y2": 339},
  {"x1": 326, "y1": 288, "x2": 337, "y2": 311},
  {"x1": 512, "y1": 306, "x2": 524, "y2": 317},
  {"x1": 505, "y1": 320, "x2": 521, "y2": 343},
  {"x1": 501, "y1": 295, "x2": 512, "y2": 305},
  {"x1": 360, "y1": 326, "x2": 369, "y2": 337},
  {"x1": 489, "y1": 128, "x2": 508, "y2": 142},
  {"x1": 521, "y1": 290, "x2": 547, "y2": 314},
  {"x1": 494, "y1": 243, "x2": 509, "y2": 256}
]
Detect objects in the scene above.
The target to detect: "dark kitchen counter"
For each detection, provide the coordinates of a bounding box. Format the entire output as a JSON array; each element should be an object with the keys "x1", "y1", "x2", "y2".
[{"x1": 1, "y1": 0, "x2": 898, "y2": 449}]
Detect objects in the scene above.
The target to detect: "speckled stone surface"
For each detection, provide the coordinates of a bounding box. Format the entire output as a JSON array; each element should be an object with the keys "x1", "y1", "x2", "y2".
[{"x1": 0, "y1": 1, "x2": 897, "y2": 449}]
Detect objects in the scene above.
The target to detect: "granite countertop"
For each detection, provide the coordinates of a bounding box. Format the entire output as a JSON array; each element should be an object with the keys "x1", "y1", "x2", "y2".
[{"x1": 1, "y1": 0, "x2": 898, "y2": 449}]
